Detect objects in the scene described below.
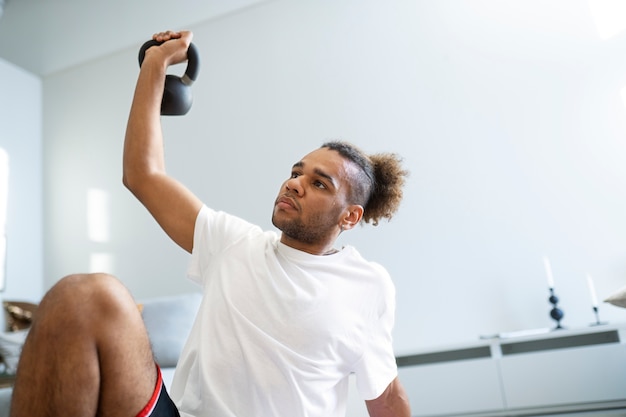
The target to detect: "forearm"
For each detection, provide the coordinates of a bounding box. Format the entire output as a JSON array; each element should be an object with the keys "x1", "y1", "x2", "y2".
[
  {"x1": 365, "y1": 377, "x2": 411, "y2": 417},
  {"x1": 122, "y1": 54, "x2": 168, "y2": 194}
]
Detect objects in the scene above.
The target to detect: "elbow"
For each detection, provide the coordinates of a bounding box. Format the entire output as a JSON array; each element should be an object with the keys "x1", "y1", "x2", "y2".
[
  {"x1": 122, "y1": 171, "x2": 136, "y2": 194},
  {"x1": 122, "y1": 157, "x2": 150, "y2": 195},
  {"x1": 122, "y1": 168, "x2": 145, "y2": 197},
  {"x1": 122, "y1": 157, "x2": 133, "y2": 191},
  {"x1": 122, "y1": 173, "x2": 130, "y2": 190}
]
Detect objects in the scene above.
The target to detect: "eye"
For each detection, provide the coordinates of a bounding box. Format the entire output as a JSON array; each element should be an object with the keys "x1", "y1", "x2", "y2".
[
  {"x1": 313, "y1": 180, "x2": 327, "y2": 189},
  {"x1": 290, "y1": 171, "x2": 300, "y2": 179}
]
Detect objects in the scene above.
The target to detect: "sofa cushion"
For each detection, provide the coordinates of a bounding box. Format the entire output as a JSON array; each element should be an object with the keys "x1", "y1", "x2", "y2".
[
  {"x1": 0, "y1": 387, "x2": 12, "y2": 417},
  {"x1": 2, "y1": 302, "x2": 37, "y2": 332},
  {"x1": 0, "y1": 330, "x2": 28, "y2": 374},
  {"x1": 140, "y1": 293, "x2": 202, "y2": 368}
]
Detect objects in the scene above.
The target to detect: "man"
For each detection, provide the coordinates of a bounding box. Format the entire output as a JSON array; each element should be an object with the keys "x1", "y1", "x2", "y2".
[{"x1": 10, "y1": 30, "x2": 410, "y2": 417}]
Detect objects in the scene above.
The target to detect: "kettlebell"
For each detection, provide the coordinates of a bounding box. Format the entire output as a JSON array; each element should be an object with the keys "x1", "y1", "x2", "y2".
[{"x1": 138, "y1": 39, "x2": 200, "y2": 116}]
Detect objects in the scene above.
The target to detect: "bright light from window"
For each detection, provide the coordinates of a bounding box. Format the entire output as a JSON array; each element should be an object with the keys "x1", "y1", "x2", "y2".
[
  {"x1": 589, "y1": 0, "x2": 626, "y2": 40},
  {"x1": 90, "y1": 252, "x2": 114, "y2": 273},
  {"x1": 0, "y1": 148, "x2": 8, "y2": 234},
  {"x1": 0, "y1": 148, "x2": 8, "y2": 291},
  {"x1": 87, "y1": 188, "x2": 110, "y2": 243}
]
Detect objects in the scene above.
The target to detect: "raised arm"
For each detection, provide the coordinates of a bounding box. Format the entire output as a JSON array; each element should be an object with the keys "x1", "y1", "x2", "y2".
[
  {"x1": 123, "y1": 30, "x2": 203, "y2": 253},
  {"x1": 365, "y1": 377, "x2": 411, "y2": 417}
]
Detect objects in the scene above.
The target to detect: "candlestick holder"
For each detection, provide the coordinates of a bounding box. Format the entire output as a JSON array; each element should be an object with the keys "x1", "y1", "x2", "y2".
[
  {"x1": 548, "y1": 288, "x2": 564, "y2": 330},
  {"x1": 590, "y1": 306, "x2": 607, "y2": 326}
]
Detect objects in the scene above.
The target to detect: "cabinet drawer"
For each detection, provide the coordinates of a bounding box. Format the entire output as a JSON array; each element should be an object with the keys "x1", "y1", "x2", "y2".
[
  {"x1": 499, "y1": 331, "x2": 626, "y2": 409},
  {"x1": 399, "y1": 357, "x2": 504, "y2": 416}
]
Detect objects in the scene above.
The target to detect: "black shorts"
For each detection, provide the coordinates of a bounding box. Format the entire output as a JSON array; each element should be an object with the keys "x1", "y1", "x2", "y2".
[{"x1": 136, "y1": 366, "x2": 180, "y2": 417}]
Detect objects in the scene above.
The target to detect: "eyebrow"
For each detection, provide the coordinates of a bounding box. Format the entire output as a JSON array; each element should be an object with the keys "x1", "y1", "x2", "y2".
[{"x1": 292, "y1": 161, "x2": 337, "y2": 189}]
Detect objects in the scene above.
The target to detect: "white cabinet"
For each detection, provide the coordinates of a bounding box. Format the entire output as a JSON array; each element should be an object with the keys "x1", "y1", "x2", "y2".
[
  {"x1": 398, "y1": 356, "x2": 504, "y2": 416},
  {"x1": 396, "y1": 324, "x2": 626, "y2": 417},
  {"x1": 500, "y1": 330, "x2": 626, "y2": 410}
]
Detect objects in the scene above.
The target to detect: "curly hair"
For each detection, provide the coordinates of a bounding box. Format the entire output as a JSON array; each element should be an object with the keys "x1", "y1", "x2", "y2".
[{"x1": 321, "y1": 141, "x2": 408, "y2": 226}]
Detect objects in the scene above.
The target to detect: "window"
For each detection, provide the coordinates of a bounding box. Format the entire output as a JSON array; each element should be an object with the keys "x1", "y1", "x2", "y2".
[{"x1": 0, "y1": 148, "x2": 8, "y2": 291}]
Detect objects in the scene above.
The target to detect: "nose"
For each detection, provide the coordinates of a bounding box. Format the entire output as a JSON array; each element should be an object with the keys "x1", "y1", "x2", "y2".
[{"x1": 285, "y1": 176, "x2": 303, "y2": 195}]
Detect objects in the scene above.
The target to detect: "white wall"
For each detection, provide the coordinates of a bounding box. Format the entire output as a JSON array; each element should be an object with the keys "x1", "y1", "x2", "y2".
[
  {"x1": 43, "y1": 0, "x2": 626, "y2": 354},
  {"x1": 0, "y1": 57, "x2": 43, "y2": 302}
]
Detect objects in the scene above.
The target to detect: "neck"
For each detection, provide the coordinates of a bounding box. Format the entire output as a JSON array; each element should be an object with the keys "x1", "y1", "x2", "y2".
[{"x1": 279, "y1": 234, "x2": 339, "y2": 256}]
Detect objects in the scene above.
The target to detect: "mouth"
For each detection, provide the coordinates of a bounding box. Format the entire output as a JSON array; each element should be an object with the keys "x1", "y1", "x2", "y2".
[{"x1": 275, "y1": 194, "x2": 298, "y2": 211}]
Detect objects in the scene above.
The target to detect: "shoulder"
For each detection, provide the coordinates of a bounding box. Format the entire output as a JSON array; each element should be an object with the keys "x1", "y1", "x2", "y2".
[
  {"x1": 197, "y1": 205, "x2": 262, "y2": 235},
  {"x1": 338, "y1": 246, "x2": 396, "y2": 301},
  {"x1": 341, "y1": 246, "x2": 392, "y2": 281},
  {"x1": 193, "y1": 205, "x2": 276, "y2": 256}
]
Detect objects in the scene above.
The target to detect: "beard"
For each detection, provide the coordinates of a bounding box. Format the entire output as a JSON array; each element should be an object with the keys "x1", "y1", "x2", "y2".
[{"x1": 272, "y1": 209, "x2": 340, "y2": 245}]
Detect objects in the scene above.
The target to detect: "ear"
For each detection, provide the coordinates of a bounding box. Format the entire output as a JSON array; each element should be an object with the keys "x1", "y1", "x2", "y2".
[{"x1": 340, "y1": 205, "x2": 364, "y2": 231}]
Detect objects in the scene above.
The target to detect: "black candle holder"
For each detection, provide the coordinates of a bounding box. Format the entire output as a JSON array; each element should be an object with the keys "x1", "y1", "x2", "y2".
[
  {"x1": 548, "y1": 288, "x2": 564, "y2": 330},
  {"x1": 590, "y1": 306, "x2": 607, "y2": 326}
]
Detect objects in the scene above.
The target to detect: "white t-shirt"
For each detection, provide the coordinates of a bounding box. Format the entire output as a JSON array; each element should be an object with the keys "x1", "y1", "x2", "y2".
[{"x1": 170, "y1": 206, "x2": 398, "y2": 417}]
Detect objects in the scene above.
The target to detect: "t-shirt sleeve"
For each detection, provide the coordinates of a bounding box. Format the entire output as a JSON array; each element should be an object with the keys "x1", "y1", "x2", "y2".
[
  {"x1": 352, "y1": 276, "x2": 399, "y2": 400},
  {"x1": 187, "y1": 205, "x2": 211, "y2": 286},
  {"x1": 187, "y1": 205, "x2": 260, "y2": 287}
]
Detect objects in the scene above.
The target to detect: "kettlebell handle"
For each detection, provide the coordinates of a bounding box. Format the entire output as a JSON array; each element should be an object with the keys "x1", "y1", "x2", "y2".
[
  {"x1": 138, "y1": 39, "x2": 200, "y2": 115},
  {"x1": 138, "y1": 39, "x2": 200, "y2": 85}
]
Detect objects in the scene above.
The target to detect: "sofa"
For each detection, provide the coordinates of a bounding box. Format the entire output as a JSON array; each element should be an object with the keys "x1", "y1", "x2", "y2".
[{"x1": 0, "y1": 291, "x2": 202, "y2": 416}]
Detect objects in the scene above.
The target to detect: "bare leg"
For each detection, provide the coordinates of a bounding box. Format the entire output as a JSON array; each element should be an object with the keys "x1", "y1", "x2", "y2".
[{"x1": 10, "y1": 273, "x2": 157, "y2": 417}]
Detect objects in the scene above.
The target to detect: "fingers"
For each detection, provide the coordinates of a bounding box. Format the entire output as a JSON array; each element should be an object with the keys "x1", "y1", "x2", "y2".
[
  {"x1": 143, "y1": 30, "x2": 193, "y2": 68},
  {"x1": 152, "y1": 30, "x2": 180, "y2": 42},
  {"x1": 152, "y1": 30, "x2": 193, "y2": 44}
]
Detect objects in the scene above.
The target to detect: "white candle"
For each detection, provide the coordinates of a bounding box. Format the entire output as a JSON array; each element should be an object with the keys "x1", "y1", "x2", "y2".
[
  {"x1": 587, "y1": 275, "x2": 599, "y2": 307},
  {"x1": 543, "y1": 257, "x2": 555, "y2": 288}
]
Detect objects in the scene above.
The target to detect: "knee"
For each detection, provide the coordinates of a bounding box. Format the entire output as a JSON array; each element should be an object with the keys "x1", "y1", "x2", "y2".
[
  {"x1": 47, "y1": 273, "x2": 126, "y2": 303},
  {"x1": 36, "y1": 273, "x2": 137, "y2": 326},
  {"x1": 53, "y1": 272, "x2": 123, "y2": 294}
]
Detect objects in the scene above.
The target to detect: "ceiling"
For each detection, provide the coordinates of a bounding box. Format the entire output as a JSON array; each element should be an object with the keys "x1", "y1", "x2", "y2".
[{"x1": 0, "y1": 0, "x2": 269, "y2": 77}]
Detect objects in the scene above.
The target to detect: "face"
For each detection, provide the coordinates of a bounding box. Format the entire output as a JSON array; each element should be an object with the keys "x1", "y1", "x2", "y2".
[{"x1": 272, "y1": 148, "x2": 360, "y2": 250}]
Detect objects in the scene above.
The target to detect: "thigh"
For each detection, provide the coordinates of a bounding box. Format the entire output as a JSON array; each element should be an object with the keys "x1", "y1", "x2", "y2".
[
  {"x1": 11, "y1": 273, "x2": 158, "y2": 417},
  {"x1": 85, "y1": 274, "x2": 159, "y2": 417}
]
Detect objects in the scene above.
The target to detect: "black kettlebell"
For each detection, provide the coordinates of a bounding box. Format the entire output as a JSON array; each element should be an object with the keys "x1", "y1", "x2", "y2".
[{"x1": 138, "y1": 39, "x2": 200, "y2": 116}]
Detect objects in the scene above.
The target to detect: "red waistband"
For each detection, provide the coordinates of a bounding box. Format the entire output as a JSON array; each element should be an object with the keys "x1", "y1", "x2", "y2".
[{"x1": 135, "y1": 364, "x2": 163, "y2": 417}]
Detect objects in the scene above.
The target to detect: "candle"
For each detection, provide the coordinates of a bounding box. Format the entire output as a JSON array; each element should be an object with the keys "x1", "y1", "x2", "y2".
[
  {"x1": 543, "y1": 256, "x2": 555, "y2": 288},
  {"x1": 587, "y1": 275, "x2": 598, "y2": 307}
]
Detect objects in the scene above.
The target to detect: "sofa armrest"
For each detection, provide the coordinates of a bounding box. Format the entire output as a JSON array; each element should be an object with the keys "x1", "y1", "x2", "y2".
[{"x1": 140, "y1": 293, "x2": 202, "y2": 368}]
